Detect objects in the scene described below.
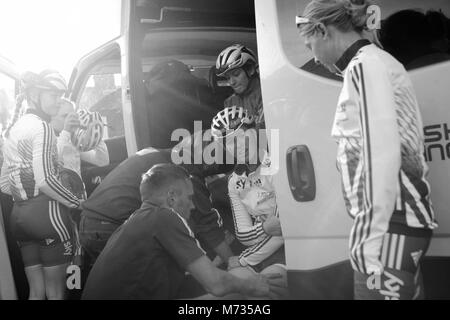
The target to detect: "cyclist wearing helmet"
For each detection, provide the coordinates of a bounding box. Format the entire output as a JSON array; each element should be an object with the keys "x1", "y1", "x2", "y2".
[
  {"x1": 51, "y1": 98, "x2": 109, "y2": 268},
  {"x1": 51, "y1": 98, "x2": 109, "y2": 178},
  {"x1": 1, "y1": 70, "x2": 82, "y2": 300},
  {"x1": 211, "y1": 106, "x2": 287, "y2": 298},
  {"x1": 216, "y1": 44, "x2": 265, "y2": 129}
]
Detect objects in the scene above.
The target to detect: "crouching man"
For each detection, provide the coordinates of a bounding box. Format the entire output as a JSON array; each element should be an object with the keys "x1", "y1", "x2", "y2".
[{"x1": 81, "y1": 164, "x2": 284, "y2": 299}]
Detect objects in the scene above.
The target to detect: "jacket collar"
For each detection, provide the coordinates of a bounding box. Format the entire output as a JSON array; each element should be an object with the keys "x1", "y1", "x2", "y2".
[
  {"x1": 334, "y1": 39, "x2": 371, "y2": 75},
  {"x1": 26, "y1": 108, "x2": 51, "y2": 123}
]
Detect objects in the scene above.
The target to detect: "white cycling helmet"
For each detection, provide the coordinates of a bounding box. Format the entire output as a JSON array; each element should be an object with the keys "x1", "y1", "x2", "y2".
[
  {"x1": 21, "y1": 69, "x2": 68, "y2": 93},
  {"x1": 211, "y1": 106, "x2": 255, "y2": 139},
  {"x1": 71, "y1": 109, "x2": 104, "y2": 152},
  {"x1": 215, "y1": 44, "x2": 258, "y2": 77}
]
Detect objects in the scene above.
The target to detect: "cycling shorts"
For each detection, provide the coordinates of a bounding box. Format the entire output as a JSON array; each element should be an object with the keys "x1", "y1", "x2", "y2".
[{"x1": 10, "y1": 194, "x2": 74, "y2": 267}]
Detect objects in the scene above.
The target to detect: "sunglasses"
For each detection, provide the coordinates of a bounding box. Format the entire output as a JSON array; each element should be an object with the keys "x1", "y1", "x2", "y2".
[{"x1": 296, "y1": 15, "x2": 319, "y2": 28}]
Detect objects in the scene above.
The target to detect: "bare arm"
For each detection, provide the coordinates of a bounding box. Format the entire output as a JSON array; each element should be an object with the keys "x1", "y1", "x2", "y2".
[{"x1": 186, "y1": 255, "x2": 283, "y2": 298}]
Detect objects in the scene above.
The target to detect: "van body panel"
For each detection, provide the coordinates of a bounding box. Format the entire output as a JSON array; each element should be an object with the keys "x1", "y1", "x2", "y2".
[
  {"x1": 256, "y1": 0, "x2": 351, "y2": 270},
  {"x1": 409, "y1": 63, "x2": 450, "y2": 256}
]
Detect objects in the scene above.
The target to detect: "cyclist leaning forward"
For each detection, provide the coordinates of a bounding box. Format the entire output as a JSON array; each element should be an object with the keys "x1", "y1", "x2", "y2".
[{"x1": 1, "y1": 70, "x2": 82, "y2": 300}]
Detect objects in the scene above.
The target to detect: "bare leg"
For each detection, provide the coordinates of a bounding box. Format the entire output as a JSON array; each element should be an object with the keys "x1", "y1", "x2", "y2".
[
  {"x1": 43, "y1": 264, "x2": 69, "y2": 300},
  {"x1": 24, "y1": 265, "x2": 46, "y2": 300}
]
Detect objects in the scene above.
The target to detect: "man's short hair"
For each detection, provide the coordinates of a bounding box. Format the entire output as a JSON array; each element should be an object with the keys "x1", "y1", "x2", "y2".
[{"x1": 140, "y1": 163, "x2": 190, "y2": 199}]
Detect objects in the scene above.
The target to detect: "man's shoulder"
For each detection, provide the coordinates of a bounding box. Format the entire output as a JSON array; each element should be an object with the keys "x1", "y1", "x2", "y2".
[{"x1": 151, "y1": 207, "x2": 181, "y2": 225}]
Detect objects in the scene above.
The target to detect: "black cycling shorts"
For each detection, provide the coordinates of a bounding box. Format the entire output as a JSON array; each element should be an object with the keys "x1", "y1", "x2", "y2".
[{"x1": 10, "y1": 194, "x2": 74, "y2": 267}]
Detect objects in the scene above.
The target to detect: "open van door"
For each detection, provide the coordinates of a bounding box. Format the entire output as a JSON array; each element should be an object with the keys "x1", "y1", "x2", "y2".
[
  {"x1": 256, "y1": 0, "x2": 450, "y2": 299},
  {"x1": 67, "y1": 39, "x2": 129, "y2": 195}
]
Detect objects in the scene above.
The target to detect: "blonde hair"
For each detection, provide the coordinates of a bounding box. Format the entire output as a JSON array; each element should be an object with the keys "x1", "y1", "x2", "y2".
[
  {"x1": 3, "y1": 93, "x2": 26, "y2": 138},
  {"x1": 298, "y1": 0, "x2": 374, "y2": 37}
]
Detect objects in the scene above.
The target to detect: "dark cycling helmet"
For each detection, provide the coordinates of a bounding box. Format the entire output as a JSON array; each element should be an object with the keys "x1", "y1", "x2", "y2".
[
  {"x1": 215, "y1": 44, "x2": 258, "y2": 77},
  {"x1": 20, "y1": 69, "x2": 68, "y2": 93},
  {"x1": 211, "y1": 106, "x2": 255, "y2": 139}
]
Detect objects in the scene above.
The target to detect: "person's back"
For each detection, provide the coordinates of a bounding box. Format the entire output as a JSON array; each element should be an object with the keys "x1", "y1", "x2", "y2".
[
  {"x1": 81, "y1": 148, "x2": 170, "y2": 224},
  {"x1": 79, "y1": 148, "x2": 171, "y2": 267}
]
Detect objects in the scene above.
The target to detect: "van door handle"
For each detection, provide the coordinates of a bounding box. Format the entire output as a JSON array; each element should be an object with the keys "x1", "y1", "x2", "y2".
[{"x1": 286, "y1": 145, "x2": 316, "y2": 202}]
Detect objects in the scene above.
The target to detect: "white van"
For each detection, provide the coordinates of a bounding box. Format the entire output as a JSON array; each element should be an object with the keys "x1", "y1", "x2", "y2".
[{"x1": 1, "y1": 0, "x2": 449, "y2": 299}]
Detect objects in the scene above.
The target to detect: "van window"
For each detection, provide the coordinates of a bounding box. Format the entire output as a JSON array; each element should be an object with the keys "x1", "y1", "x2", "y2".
[
  {"x1": 78, "y1": 72, "x2": 123, "y2": 139},
  {"x1": 0, "y1": 73, "x2": 16, "y2": 132},
  {"x1": 277, "y1": 0, "x2": 450, "y2": 78}
]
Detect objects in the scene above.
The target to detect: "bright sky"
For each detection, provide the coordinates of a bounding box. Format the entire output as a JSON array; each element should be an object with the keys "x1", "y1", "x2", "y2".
[{"x1": 0, "y1": 0, "x2": 121, "y2": 80}]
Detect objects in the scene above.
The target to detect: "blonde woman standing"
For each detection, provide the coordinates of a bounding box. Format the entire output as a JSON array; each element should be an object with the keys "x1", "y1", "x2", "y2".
[{"x1": 296, "y1": 0, "x2": 437, "y2": 299}]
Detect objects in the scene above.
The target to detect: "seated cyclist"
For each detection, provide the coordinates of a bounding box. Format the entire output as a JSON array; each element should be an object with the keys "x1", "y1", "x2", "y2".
[
  {"x1": 216, "y1": 44, "x2": 265, "y2": 129},
  {"x1": 210, "y1": 106, "x2": 287, "y2": 298}
]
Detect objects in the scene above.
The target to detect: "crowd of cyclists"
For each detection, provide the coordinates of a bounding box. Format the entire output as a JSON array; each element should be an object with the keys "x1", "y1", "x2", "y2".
[{"x1": 0, "y1": 0, "x2": 449, "y2": 299}]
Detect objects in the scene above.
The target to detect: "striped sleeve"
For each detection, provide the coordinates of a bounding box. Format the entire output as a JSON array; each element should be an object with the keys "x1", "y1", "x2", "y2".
[
  {"x1": 347, "y1": 56, "x2": 401, "y2": 275},
  {"x1": 32, "y1": 122, "x2": 80, "y2": 208},
  {"x1": 0, "y1": 155, "x2": 11, "y2": 195},
  {"x1": 228, "y1": 176, "x2": 267, "y2": 246},
  {"x1": 239, "y1": 235, "x2": 284, "y2": 267}
]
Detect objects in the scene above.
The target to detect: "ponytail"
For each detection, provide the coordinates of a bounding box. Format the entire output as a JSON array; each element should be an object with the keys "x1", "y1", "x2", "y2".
[
  {"x1": 3, "y1": 93, "x2": 26, "y2": 138},
  {"x1": 298, "y1": 0, "x2": 374, "y2": 37}
]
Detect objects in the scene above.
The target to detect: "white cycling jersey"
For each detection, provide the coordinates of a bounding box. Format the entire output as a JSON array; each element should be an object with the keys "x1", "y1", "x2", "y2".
[
  {"x1": 1, "y1": 112, "x2": 80, "y2": 208},
  {"x1": 332, "y1": 40, "x2": 438, "y2": 275},
  {"x1": 228, "y1": 153, "x2": 284, "y2": 267}
]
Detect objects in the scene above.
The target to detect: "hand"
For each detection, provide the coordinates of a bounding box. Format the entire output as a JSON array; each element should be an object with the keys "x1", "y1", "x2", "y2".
[
  {"x1": 63, "y1": 112, "x2": 80, "y2": 134},
  {"x1": 262, "y1": 215, "x2": 282, "y2": 236},
  {"x1": 227, "y1": 256, "x2": 242, "y2": 270},
  {"x1": 211, "y1": 255, "x2": 223, "y2": 267},
  {"x1": 245, "y1": 273, "x2": 287, "y2": 299},
  {"x1": 77, "y1": 199, "x2": 85, "y2": 210}
]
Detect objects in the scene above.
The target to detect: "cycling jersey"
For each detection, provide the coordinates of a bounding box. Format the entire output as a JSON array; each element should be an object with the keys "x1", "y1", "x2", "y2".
[
  {"x1": 332, "y1": 40, "x2": 437, "y2": 275},
  {"x1": 1, "y1": 111, "x2": 80, "y2": 208},
  {"x1": 228, "y1": 153, "x2": 284, "y2": 267},
  {"x1": 224, "y1": 76, "x2": 265, "y2": 128}
]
